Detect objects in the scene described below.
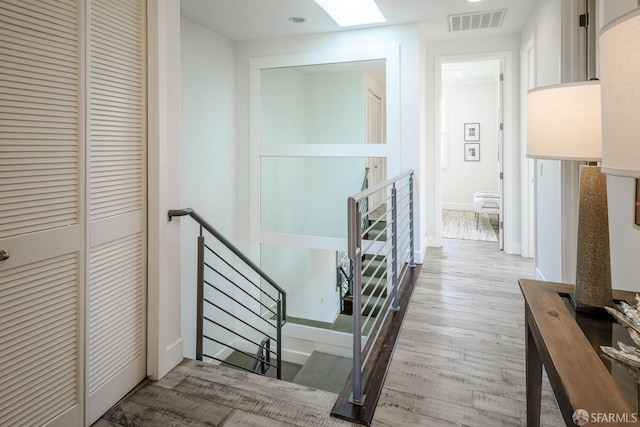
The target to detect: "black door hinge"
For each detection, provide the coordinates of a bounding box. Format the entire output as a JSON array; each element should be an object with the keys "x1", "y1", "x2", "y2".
[{"x1": 579, "y1": 13, "x2": 589, "y2": 27}]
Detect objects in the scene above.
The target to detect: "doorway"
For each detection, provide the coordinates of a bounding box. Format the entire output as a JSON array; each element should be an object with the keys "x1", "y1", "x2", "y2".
[{"x1": 437, "y1": 58, "x2": 503, "y2": 246}]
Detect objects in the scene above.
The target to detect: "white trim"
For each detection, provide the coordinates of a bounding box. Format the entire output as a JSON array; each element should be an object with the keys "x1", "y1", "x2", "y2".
[
  {"x1": 260, "y1": 232, "x2": 347, "y2": 251},
  {"x1": 559, "y1": 0, "x2": 584, "y2": 284},
  {"x1": 79, "y1": 1, "x2": 88, "y2": 423},
  {"x1": 259, "y1": 144, "x2": 389, "y2": 157},
  {"x1": 249, "y1": 45, "x2": 402, "y2": 265},
  {"x1": 146, "y1": 0, "x2": 160, "y2": 382},
  {"x1": 146, "y1": 0, "x2": 183, "y2": 381},
  {"x1": 441, "y1": 203, "x2": 475, "y2": 211},
  {"x1": 520, "y1": 34, "x2": 536, "y2": 259}
]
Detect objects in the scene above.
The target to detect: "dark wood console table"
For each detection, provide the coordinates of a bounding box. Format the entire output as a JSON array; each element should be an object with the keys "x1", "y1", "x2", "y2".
[{"x1": 519, "y1": 279, "x2": 640, "y2": 426}]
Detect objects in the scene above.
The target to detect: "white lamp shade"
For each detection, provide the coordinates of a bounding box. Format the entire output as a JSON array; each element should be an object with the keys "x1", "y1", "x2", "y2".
[
  {"x1": 600, "y1": 8, "x2": 640, "y2": 178},
  {"x1": 527, "y1": 81, "x2": 601, "y2": 161}
]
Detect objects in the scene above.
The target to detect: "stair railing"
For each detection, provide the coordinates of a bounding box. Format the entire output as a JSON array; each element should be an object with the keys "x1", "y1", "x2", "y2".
[
  {"x1": 346, "y1": 170, "x2": 415, "y2": 406},
  {"x1": 336, "y1": 251, "x2": 352, "y2": 314},
  {"x1": 360, "y1": 167, "x2": 370, "y2": 237},
  {"x1": 168, "y1": 208, "x2": 286, "y2": 379},
  {"x1": 337, "y1": 167, "x2": 371, "y2": 314}
]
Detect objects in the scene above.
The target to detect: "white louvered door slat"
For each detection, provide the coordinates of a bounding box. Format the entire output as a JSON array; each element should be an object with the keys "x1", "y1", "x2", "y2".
[
  {"x1": 87, "y1": 0, "x2": 147, "y2": 423},
  {"x1": 0, "y1": 0, "x2": 82, "y2": 424}
]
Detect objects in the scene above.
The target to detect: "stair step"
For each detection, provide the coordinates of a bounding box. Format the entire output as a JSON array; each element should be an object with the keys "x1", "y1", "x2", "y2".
[
  {"x1": 365, "y1": 219, "x2": 387, "y2": 241},
  {"x1": 361, "y1": 276, "x2": 387, "y2": 297},
  {"x1": 362, "y1": 295, "x2": 385, "y2": 317},
  {"x1": 362, "y1": 258, "x2": 386, "y2": 278},
  {"x1": 370, "y1": 219, "x2": 386, "y2": 230}
]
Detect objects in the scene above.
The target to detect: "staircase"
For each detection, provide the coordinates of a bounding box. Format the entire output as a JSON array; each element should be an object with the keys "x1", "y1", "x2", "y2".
[
  {"x1": 361, "y1": 254, "x2": 387, "y2": 318},
  {"x1": 340, "y1": 214, "x2": 388, "y2": 325},
  {"x1": 168, "y1": 208, "x2": 286, "y2": 380}
]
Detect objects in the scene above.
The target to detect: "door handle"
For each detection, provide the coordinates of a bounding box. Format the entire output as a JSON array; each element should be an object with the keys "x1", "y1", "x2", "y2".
[{"x1": 0, "y1": 250, "x2": 9, "y2": 261}]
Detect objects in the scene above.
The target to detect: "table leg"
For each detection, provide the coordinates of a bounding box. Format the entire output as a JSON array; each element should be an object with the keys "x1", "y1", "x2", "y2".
[{"x1": 526, "y1": 310, "x2": 542, "y2": 427}]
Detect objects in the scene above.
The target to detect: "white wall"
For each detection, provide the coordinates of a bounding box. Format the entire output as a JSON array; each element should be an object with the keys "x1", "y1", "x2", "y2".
[
  {"x1": 441, "y1": 81, "x2": 499, "y2": 210},
  {"x1": 261, "y1": 68, "x2": 306, "y2": 145},
  {"x1": 179, "y1": 17, "x2": 237, "y2": 359},
  {"x1": 306, "y1": 71, "x2": 365, "y2": 145},
  {"x1": 425, "y1": 33, "x2": 521, "y2": 253},
  {"x1": 520, "y1": 0, "x2": 563, "y2": 281},
  {"x1": 261, "y1": 245, "x2": 339, "y2": 323},
  {"x1": 599, "y1": 0, "x2": 640, "y2": 293}
]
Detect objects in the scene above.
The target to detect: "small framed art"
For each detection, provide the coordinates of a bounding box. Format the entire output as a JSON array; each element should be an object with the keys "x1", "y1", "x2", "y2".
[
  {"x1": 464, "y1": 143, "x2": 480, "y2": 161},
  {"x1": 464, "y1": 123, "x2": 480, "y2": 141}
]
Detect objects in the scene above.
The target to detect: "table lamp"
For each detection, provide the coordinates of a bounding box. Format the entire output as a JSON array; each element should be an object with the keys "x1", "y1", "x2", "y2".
[
  {"x1": 600, "y1": 9, "x2": 640, "y2": 185},
  {"x1": 527, "y1": 80, "x2": 611, "y2": 313}
]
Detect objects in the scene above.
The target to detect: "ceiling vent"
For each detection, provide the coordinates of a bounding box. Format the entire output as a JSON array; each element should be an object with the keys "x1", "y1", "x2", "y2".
[{"x1": 448, "y1": 9, "x2": 506, "y2": 32}]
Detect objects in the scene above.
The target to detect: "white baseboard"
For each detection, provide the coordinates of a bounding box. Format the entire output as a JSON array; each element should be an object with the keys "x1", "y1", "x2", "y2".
[
  {"x1": 426, "y1": 234, "x2": 441, "y2": 248},
  {"x1": 504, "y1": 241, "x2": 521, "y2": 256},
  {"x1": 148, "y1": 336, "x2": 183, "y2": 380},
  {"x1": 442, "y1": 203, "x2": 474, "y2": 211},
  {"x1": 211, "y1": 341, "x2": 237, "y2": 362},
  {"x1": 282, "y1": 348, "x2": 311, "y2": 365}
]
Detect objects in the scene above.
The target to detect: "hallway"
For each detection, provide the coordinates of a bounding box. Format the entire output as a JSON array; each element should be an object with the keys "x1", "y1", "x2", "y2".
[
  {"x1": 97, "y1": 239, "x2": 562, "y2": 426},
  {"x1": 372, "y1": 238, "x2": 562, "y2": 426}
]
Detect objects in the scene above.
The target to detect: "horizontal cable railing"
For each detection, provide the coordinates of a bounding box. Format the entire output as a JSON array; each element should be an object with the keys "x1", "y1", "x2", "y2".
[
  {"x1": 168, "y1": 208, "x2": 286, "y2": 379},
  {"x1": 346, "y1": 170, "x2": 415, "y2": 405},
  {"x1": 336, "y1": 251, "x2": 352, "y2": 314}
]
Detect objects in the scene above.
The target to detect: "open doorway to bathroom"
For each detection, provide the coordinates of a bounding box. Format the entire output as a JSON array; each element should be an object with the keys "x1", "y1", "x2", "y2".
[{"x1": 438, "y1": 58, "x2": 503, "y2": 246}]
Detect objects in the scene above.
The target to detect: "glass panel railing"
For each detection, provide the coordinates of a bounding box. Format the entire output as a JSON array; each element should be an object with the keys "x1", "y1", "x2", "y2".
[{"x1": 261, "y1": 157, "x2": 386, "y2": 238}]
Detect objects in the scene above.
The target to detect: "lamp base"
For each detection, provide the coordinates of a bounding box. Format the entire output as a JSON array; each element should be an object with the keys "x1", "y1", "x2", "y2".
[
  {"x1": 573, "y1": 165, "x2": 612, "y2": 310},
  {"x1": 569, "y1": 293, "x2": 610, "y2": 317}
]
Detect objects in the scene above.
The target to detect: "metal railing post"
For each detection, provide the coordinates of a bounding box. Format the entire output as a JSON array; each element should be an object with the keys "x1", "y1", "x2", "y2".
[
  {"x1": 277, "y1": 298, "x2": 282, "y2": 380},
  {"x1": 391, "y1": 185, "x2": 399, "y2": 311},
  {"x1": 348, "y1": 197, "x2": 365, "y2": 406},
  {"x1": 196, "y1": 233, "x2": 205, "y2": 361},
  {"x1": 409, "y1": 173, "x2": 416, "y2": 268}
]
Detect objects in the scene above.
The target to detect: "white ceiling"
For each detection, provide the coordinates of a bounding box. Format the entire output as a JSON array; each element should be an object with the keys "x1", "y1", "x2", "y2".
[{"x1": 180, "y1": 0, "x2": 538, "y2": 42}]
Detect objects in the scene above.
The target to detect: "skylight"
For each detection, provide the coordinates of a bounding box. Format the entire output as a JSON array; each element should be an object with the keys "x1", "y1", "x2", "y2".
[{"x1": 313, "y1": 0, "x2": 386, "y2": 27}]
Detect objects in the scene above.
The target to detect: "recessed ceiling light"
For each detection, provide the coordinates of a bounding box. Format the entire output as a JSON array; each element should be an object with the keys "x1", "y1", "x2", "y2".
[
  {"x1": 289, "y1": 17, "x2": 306, "y2": 24},
  {"x1": 467, "y1": 0, "x2": 483, "y2": 2},
  {"x1": 313, "y1": 0, "x2": 386, "y2": 27}
]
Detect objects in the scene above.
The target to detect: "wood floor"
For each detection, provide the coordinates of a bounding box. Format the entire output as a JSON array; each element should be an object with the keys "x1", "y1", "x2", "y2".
[
  {"x1": 96, "y1": 238, "x2": 563, "y2": 427},
  {"x1": 371, "y1": 238, "x2": 563, "y2": 427}
]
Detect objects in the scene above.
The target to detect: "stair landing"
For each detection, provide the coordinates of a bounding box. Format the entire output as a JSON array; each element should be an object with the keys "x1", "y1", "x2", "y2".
[{"x1": 95, "y1": 359, "x2": 354, "y2": 427}]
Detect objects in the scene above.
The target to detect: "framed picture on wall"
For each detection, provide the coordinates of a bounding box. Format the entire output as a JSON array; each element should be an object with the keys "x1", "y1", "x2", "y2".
[
  {"x1": 635, "y1": 179, "x2": 640, "y2": 230},
  {"x1": 464, "y1": 143, "x2": 480, "y2": 161},
  {"x1": 464, "y1": 123, "x2": 480, "y2": 141}
]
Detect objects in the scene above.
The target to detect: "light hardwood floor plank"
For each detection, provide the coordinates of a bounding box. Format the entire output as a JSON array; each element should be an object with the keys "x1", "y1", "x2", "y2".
[
  {"x1": 97, "y1": 238, "x2": 563, "y2": 427},
  {"x1": 371, "y1": 238, "x2": 563, "y2": 427}
]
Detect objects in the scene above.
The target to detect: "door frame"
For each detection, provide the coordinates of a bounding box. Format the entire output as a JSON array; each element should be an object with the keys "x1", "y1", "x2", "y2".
[
  {"x1": 520, "y1": 34, "x2": 536, "y2": 259},
  {"x1": 145, "y1": 0, "x2": 183, "y2": 384},
  {"x1": 434, "y1": 51, "x2": 517, "y2": 253}
]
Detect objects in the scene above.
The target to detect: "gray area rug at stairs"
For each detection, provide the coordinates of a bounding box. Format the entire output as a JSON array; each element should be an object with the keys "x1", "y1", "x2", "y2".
[{"x1": 442, "y1": 209, "x2": 498, "y2": 242}]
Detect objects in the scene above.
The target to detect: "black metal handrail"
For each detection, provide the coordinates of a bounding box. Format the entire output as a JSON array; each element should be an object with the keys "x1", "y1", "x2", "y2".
[{"x1": 169, "y1": 208, "x2": 286, "y2": 379}]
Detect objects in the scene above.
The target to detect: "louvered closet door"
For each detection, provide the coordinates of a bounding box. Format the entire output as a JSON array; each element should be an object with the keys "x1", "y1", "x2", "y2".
[
  {"x1": 87, "y1": 0, "x2": 147, "y2": 423},
  {"x1": 0, "y1": 1, "x2": 83, "y2": 426}
]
